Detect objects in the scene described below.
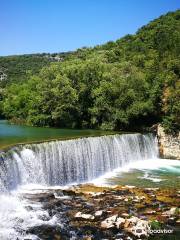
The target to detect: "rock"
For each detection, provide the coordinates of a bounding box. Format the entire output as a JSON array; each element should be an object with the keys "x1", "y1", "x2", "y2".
[
  {"x1": 87, "y1": 192, "x2": 104, "y2": 196},
  {"x1": 145, "y1": 210, "x2": 156, "y2": 215},
  {"x1": 75, "y1": 212, "x2": 95, "y2": 220},
  {"x1": 101, "y1": 214, "x2": 118, "y2": 229},
  {"x1": 83, "y1": 237, "x2": 92, "y2": 240},
  {"x1": 114, "y1": 196, "x2": 124, "y2": 200},
  {"x1": 124, "y1": 219, "x2": 130, "y2": 229},
  {"x1": 140, "y1": 215, "x2": 148, "y2": 220},
  {"x1": 162, "y1": 207, "x2": 178, "y2": 216},
  {"x1": 167, "y1": 217, "x2": 176, "y2": 225},
  {"x1": 124, "y1": 217, "x2": 150, "y2": 238},
  {"x1": 127, "y1": 237, "x2": 133, "y2": 240},
  {"x1": 125, "y1": 185, "x2": 136, "y2": 189},
  {"x1": 121, "y1": 213, "x2": 129, "y2": 218},
  {"x1": 27, "y1": 225, "x2": 64, "y2": 240},
  {"x1": 151, "y1": 194, "x2": 156, "y2": 198},
  {"x1": 115, "y1": 232, "x2": 126, "y2": 239},
  {"x1": 133, "y1": 199, "x2": 140, "y2": 203},
  {"x1": 101, "y1": 214, "x2": 125, "y2": 229},
  {"x1": 95, "y1": 210, "x2": 103, "y2": 217},
  {"x1": 54, "y1": 193, "x2": 71, "y2": 200},
  {"x1": 145, "y1": 188, "x2": 159, "y2": 191},
  {"x1": 62, "y1": 189, "x2": 77, "y2": 196},
  {"x1": 176, "y1": 219, "x2": 180, "y2": 225},
  {"x1": 116, "y1": 217, "x2": 125, "y2": 228},
  {"x1": 157, "y1": 124, "x2": 180, "y2": 159},
  {"x1": 140, "y1": 196, "x2": 146, "y2": 200}
]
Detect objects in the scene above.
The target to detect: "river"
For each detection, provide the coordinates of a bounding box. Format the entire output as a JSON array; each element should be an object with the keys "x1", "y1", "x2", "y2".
[
  {"x1": 0, "y1": 122, "x2": 179, "y2": 239},
  {"x1": 0, "y1": 120, "x2": 114, "y2": 150}
]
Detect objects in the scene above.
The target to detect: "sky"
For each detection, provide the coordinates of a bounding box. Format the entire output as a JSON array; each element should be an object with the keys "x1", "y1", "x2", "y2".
[{"x1": 0, "y1": 0, "x2": 179, "y2": 56}]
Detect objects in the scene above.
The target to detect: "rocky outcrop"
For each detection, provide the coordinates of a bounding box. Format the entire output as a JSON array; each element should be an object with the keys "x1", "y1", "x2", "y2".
[
  {"x1": 22, "y1": 183, "x2": 180, "y2": 239},
  {"x1": 157, "y1": 124, "x2": 180, "y2": 159},
  {"x1": 101, "y1": 215, "x2": 150, "y2": 238}
]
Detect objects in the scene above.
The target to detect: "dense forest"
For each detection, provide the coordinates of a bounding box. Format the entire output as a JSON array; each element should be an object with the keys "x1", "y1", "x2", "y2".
[{"x1": 0, "y1": 10, "x2": 179, "y2": 133}]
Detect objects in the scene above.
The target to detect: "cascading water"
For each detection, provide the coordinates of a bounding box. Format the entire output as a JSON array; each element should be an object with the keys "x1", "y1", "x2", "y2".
[
  {"x1": 0, "y1": 133, "x2": 158, "y2": 192},
  {"x1": 0, "y1": 133, "x2": 159, "y2": 240}
]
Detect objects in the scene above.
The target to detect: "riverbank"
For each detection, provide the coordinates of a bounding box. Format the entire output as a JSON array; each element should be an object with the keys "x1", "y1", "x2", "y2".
[{"x1": 19, "y1": 183, "x2": 180, "y2": 239}]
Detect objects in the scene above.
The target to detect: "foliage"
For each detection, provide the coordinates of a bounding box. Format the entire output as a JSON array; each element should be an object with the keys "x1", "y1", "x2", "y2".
[
  {"x1": 1, "y1": 10, "x2": 180, "y2": 132},
  {"x1": 150, "y1": 220, "x2": 162, "y2": 230}
]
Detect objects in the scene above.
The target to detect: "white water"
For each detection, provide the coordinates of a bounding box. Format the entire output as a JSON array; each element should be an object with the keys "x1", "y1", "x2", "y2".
[
  {"x1": 91, "y1": 158, "x2": 180, "y2": 185},
  {"x1": 0, "y1": 133, "x2": 159, "y2": 239},
  {"x1": 0, "y1": 134, "x2": 157, "y2": 192},
  {"x1": 0, "y1": 191, "x2": 61, "y2": 240}
]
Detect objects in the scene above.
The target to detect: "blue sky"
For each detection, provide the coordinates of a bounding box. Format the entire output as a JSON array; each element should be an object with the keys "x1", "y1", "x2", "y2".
[{"x1": 0, "y1": 0, "x2": 179, "y2": 56}]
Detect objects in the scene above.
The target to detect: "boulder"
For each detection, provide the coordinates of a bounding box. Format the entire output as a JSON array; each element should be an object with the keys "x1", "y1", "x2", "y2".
[
  {"x1": 101, "y1": 214, "x2": 118, "y2": 229},
  {"x1": 124, "y1": 217, "x2": 150, "y2": 238}
]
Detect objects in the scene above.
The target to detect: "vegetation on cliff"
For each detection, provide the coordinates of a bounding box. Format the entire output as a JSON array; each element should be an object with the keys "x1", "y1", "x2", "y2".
[{"x1": 0, "y1": 10, "x2": 179, "y2": 132}]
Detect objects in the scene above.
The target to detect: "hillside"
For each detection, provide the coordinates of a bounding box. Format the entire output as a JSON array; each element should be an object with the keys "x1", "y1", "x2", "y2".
[
  {"x1": 0, "y1": 10, "x2": 179, "y2": 133},
  {"x1": 0, "y1": 52, "x2": 76, "y2": 85}
]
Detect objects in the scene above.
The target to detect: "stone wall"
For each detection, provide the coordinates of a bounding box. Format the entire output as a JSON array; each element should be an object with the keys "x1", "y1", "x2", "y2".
[{"x1": 157, "y1": 124, "x2": 180, "y2": 159}]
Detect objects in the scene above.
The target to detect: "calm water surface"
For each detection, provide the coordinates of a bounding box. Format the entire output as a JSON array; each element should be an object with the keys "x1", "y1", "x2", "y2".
[{"x1": 0, "y1": 120, "x2": 115, "y2": 149}]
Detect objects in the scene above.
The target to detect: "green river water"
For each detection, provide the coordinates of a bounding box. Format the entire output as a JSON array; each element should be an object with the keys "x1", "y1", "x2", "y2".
[{"x1": 0, "y1": 120, "x2": 115, "y2": 150}]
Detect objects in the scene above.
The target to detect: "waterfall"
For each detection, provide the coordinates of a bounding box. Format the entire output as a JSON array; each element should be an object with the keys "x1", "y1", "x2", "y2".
[{"x1": 0, "y1": 133, "x2": 158, "y2": 192}]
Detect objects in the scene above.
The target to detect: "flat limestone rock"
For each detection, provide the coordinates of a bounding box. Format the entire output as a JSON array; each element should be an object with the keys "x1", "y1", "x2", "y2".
[{"x1": 75, "y1": 212, "x2": 95, "y2": 220}]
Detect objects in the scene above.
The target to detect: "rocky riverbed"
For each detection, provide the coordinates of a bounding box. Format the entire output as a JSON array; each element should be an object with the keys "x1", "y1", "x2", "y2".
[{"x1": 18, "y1": 184, "x2": 180, "y2": 240}]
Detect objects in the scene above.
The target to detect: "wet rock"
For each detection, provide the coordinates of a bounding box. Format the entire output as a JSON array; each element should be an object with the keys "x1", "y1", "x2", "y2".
[
  {"x1": 54, "y1": 191, "x2": 72, "y2": 200},
  {"x1": 124, "y1": 217, "x2": 136, "y2": 229},
  {"x1": 101, "y1": 214, "x2": 118, "y2": 229},
  {"x1": 144, "y1": 188, "x2": 159, "y2": 192},
  {"x1": 139, "y1": 215, "x2": 148, "y2": 220},
  {"x1": 91, "y1": 192, "x2": 104, "y2": 197},
  {"x1": 114, "y1": 196, "x2": 124, "y2": 200},
  {"x1": 76, "y1": 225, "x2": 116, "y2": 239},
  {"x1": 167, "y1": 217, "x2": 176, "y2": 225},
  {"x1": 115, "y1": 232, "x2": 126, "y2": 239},
  {"x1": 145, "y1": 210, "x2": 156, "y2": 215},
  {"x1": 162, "y1": 207, "x2": 179, "y2": 216},
  {"x1": 62, "y1": 189, "x2": 77, "y2": 196},
  {"x1": 75, "y1": 212, "x2": 95, "y2": 220},
  {"x1": 24, "y1": 192, "x2": 55, "y2": 202},
  {"x1": 116, "y1": 217, "x2": 126, "y2": 228},
  {"x1": 84, "y1": 202, "x2": 94, "y2": 209},
  {"x1": 176, "y1": 219, "x2": 180, "y2": 225},
  {"x1": 83, "y1": 236, "x2": 92, "y2": 240},
  {"x1": 132, "y1": 199, "x2": 140, "y2": 203},
  {"x1": 125, "y1": 185, "x2": 136, "y2": 189},
  {"x1": 95, "y1": 210, "x2": 103, "y2": 217},
  {"x1": 43, "y1": 199, "x2": 64, "y2": 211},
  {"x1": 101, "y1": 214, "x2": 150, "y2": 238},
  {"x1": 27, "y1": 225, "x2": 67, "y2": 240},
  {"x1": 121, "y1": 213, "x2": 129, "y2": 218},
  {"x1": 124, "y1": 217, "x2": 150, "y2": 238}
]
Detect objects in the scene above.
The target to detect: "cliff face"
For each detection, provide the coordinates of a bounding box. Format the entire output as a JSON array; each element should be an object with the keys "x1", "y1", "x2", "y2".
[{"x1": 157, "y1": 125, "x2": 180, "y2": 159}]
